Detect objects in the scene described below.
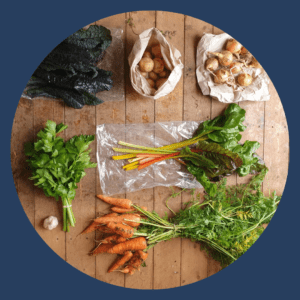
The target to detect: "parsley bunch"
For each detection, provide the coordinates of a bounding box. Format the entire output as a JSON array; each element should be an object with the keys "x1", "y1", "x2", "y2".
[
  {"x1": 133, "y1": 166, "x2": 280, "y2": 267},
  {"x1": 25, "y1": 120, "x2": 97, "y2": 231}
]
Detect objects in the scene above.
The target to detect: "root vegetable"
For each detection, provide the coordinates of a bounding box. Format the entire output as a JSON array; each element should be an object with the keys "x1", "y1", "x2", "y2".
[
  {"x1": 153, "y1": 58, "x2": 165, "y2": 74},
  {"x1": 213, "y1": 69, "x2": 231, "y2": 84},
  {"x1": 107, "y1": 237, "x2": 147, "y2": 254},
  {"x1": 237, "y1": 72, "x2": 253, "y2": 86},
  {"x1": 142, "y1": 51, "x2": 152, "y2": 59},
  {"x1": 149, "y1": 71, "x2": 158, "y2": 81},
  {"x1": 248, "y1": 57, "x2": 262, "y2": 69},
  {"x1": 158, "y1": 70, "x2": 168, "y2": 78},
  {"x1": 146, "y1": 78, "x2": 155, "y2": 88},
  {"x1": 108, "y1": 251, "x2": 133, "y2": 273},
  {"x1": 240, "y1": 46, "x2": 248, "y2": 55},
  {"x1": 97, "y1": 225, "x2": 116, "y2": 234},
  {"x1": 226, "y1": 39, "x2": 242, "y2": 53},
  {"x1": 100, "y1": 235, "x2": 127, "y2": 244},
  {"x1": 118, "y1": 214, "x2": 141, "y2": 227},
  {"x1": 151, "y1": 44, "x2": 163, "y2": 58},
  {"x1": 140, "y1": 71, "x2": 148, "y2": 78},
  {"x1": 81, "y1": 213, "x2": 118, "y2": 234},
  {"x1": 107, "y1": 222, "x2": 135, "y2": 238},
  {"x1": 156, "y1": 78, "x2": 168, "y2": 89},
  {"x1": 96, "y1": 195, "x2": 132, "y2": 209},
  {"x1": 154, "y1": 58, "x2": 165, "y2": 72},
  {"x1": 209, "y1": 50, "x2": 233, "y2": 67},
  {"x1": 90, "y1": 243, "x2": 114, "y2": 256},
  {"x1": 139, "y1": 57, "x2": 154, "y2": 72},
  {"x1": 111, "y1": 206, "x2": 148, "y2": 213},
  {"x1": 229, "y1": 62, "x2": 244, "y2": 74},
  {"x1": 43, "y1": 216, "x2": 58, "y2": 230},
  {"x1": 205, "y1": 57, "x2": 219, "y2": 71},
  {"x1": 122, "y1": 250, "x2": 149, "y2": 275}
]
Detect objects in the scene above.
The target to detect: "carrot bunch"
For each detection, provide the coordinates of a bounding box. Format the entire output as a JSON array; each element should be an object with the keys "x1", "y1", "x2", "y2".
[{"x1": 80, "y1": 195, "x2": 149, "y2": 275}]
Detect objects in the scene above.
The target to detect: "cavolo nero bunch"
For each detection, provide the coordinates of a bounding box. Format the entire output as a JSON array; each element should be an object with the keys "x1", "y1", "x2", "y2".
[
  {"x1": 25, "y1": 120, "x2": 97, "y2": 231},
  {"x1": 25, "y1": 25, "x2": 113, "y2": 109}
]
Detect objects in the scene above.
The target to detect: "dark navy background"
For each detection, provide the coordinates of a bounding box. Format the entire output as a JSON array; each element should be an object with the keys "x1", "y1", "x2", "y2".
[{"x1": 2, "y1": 0, "x2": 298, "y2": 298}]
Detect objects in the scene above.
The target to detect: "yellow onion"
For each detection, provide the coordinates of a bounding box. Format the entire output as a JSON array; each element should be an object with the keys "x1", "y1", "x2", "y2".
[
  {"x1": 229, "y1": 62, "x2": 244, "y2": 74},
  {"x1": 237, "y1": 73, "x2": 253, "y2": 86},
  {"x1": 213, "y1": 69, "x2": 231, "y2": 84},
  {"x1": 210, "y1": 50, "x2": 233, "y2": 67},
  {"x1": 226, "y1": 39, "x2": 242, "y2": 53},
  {"x1": 248, "y1": 57, "x2": 262, "y2": 69},
  {"x1": 240, "y1": 46, "x2": 248, "y2": 55},
  {"x1": 205, "y1": 57, "x2": 219, "y2": 71},
  {"x1": 146, "y1": 78, "x2": 155, "y2": 88}
]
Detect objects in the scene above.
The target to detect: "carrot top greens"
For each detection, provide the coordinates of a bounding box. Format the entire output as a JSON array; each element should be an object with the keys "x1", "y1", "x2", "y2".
[
  {"x1": 25, "y1": 120, "x2": 97, "y2": 231},
  {"x1": 133, "y1": 167, "x2": 279, "y2": 267}
]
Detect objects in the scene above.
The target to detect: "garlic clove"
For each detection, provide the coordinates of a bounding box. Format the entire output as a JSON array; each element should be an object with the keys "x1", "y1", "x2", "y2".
[{"x1": 43, "y1": 216, "x2": 59, "y2": 230}]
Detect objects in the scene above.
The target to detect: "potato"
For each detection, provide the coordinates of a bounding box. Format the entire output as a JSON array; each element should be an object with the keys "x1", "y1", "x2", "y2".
[
  {"x1": 158, "y1": 70, "x2": 168, "y2": 78},
  {"x1": 146, "y1": 78, "x2": 155, "y2": 88},
  {"x1": 156, "y1": 78, "x2": 167, "y2": 89},
  {"x1": 153, "y1": 58, "x2": 164, "y2": 74},
  {"x1": 149, "y1": 71, "x2": 158, "y2": 81},
  {"x1": 152, "y1": 44, "x2": 163, "y2": 58},
  {"x1": 140, "y1": 71, "x2": 148, "y2": 78},
  {"x1": 143, "y1": 51, "x2": 152, "y2": 59},
  {"x1": 139, "y1": 57, "x2": 154, "y2": 72}
]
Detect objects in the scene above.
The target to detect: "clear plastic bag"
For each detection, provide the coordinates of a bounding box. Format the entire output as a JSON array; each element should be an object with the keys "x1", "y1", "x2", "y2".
[
  {"x1": 96, "y1": 121, "x2": 203, "y2": 196},
  {"x1": 22, "y1": 27, "x2": 124, "y2": 102}
]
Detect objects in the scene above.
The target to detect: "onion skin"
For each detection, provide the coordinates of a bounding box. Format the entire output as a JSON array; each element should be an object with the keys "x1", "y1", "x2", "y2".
[
  {"x1": 159, "y1": 70, "x2": 168, "y2": 78},
  {"x1": 205, "y1": 57, "x2": 219, "y2": 71},
  {"x1": 140, "y1": 71, "x2": 148, "y2": 78},
  {"x1": 229, "y1": 62, "x2": 244, "y2": 74},
  {"x1": 226, "y1": 39, "x2": 242, "y2": 53},
  {"x1": 237, "y1": 73, "x2": 253, "y2": 86},
  {"x1": 248, "y1": 57, "x2": 262, "y2": 69},
  {"x1": 152, "y1": 44, "x2": 163, "y2": 58},
  {"x1": 210, "y1": 51, "x2": 233, "y2": 67},
  {"x1": 240, "y1": 46, "x2": 248, "y2": 55},
  {"x1": 213, "y1": 69, "x2": 230, "y2": 84}
]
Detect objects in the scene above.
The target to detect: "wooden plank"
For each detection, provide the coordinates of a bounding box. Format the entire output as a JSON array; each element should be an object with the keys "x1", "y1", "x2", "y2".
[
  {"x1": 95, "y1": 13, "x2": 126, "y2": 287},
  {"x1": 263, "y1": 81, "x2": 289, "y2": 195},
  {"x1": 180, "y1": 15, "x2": 213, "y2": 286},
  {"x1": 64, "y1": 104, "x2": 97, "y2": 278},
  {"x1": 152, "y1": 11, "x2": 184, "y2": 289},
  {"x1": 206, "y1": 25, "x2": 230, "y2": 278},
  {"x1": 33, "y1": 99, "x2": 66, "y2": 259},
  {"x1": 11, "y1": 98, "x2": 35, "y2": 226},
  {"x1": 124, "y1": 10, "x2": 156, "y2": 290}
]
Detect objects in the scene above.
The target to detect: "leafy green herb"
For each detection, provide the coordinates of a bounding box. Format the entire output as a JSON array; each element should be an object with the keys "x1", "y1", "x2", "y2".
[
  {"x1": 25, "y1": 120, "x2": 97, "y2": 231},
  {"x1": 133, "y1": 167, "x2": 279, "y2": 267}
]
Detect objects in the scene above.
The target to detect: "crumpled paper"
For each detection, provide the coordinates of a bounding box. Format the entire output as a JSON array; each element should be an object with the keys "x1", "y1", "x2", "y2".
[
  {"x1": 128, "y1": 27, "x2": 184, "y2": 100},
  {"x1": 196, "y1": 33, "x2": 270, "y2": 103}
]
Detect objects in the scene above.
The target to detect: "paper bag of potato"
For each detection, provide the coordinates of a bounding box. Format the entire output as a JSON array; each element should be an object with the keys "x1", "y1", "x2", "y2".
[{"x1": 128, "y1": 27, "x2": 184, "y2": 100}]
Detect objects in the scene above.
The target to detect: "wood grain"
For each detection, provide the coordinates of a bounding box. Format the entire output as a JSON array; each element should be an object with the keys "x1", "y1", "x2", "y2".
[
  {"x1": 10, "y1": 11, "x2": 289, "y2": 289},
  {"x1": 95, "y1": 13, "x2": 126, "y2": 287}
]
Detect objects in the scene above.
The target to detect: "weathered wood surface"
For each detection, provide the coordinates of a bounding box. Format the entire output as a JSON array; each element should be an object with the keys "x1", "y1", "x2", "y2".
[{"x1": 10, "y1": 11, "x2": 289, "y2": 289}]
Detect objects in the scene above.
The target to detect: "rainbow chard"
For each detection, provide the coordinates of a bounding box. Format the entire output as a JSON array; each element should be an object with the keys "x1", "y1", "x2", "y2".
[{"x1": 112, "y1": 104, "x2": 267, "y2": 196}]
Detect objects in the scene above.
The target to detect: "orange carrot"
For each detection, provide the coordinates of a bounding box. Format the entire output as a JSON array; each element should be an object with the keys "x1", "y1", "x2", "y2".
[
  {"x1": 107, "y1": 251, "x2": 133, "y2": 273},
  {"x1": 111, "y1": 206, "x2": 148, "y2": 214},
  {"x1": 94, "y1": 214, "x2": 140, "y2": 227},
  {"x1": 138, "y1": 152, "x2": 180, "y2": 171},
  {"x1": 90, "y1": 243, "x2": 114, "y2": 256},
  {"x1": 118, "y1": 214, "x2": 141, "y2": 227},
  {"x1": 81, "y1": 221, "x2": 100, "y2": 235},
  {"x1": 121, "y1": 250, "x2": 149, "y2": 275},
  {"x1": 103, "y1": 213, "x2": 119, "y2": 218},
  {"x1": 107, "y1": 237, "x2": 147, "y2": 254},
  {"x1": 97, "y1": 225, "x2": 116, "y2": 234},
  {"x1": 100, "y1": 235, "x2": 127, "y2": 244},
  {"x1": 107, "y1": 222, "x2": 134, "y2": 238},
  {"x1": 96, "y1": 195, "x2": 132, "y2": 209}
]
